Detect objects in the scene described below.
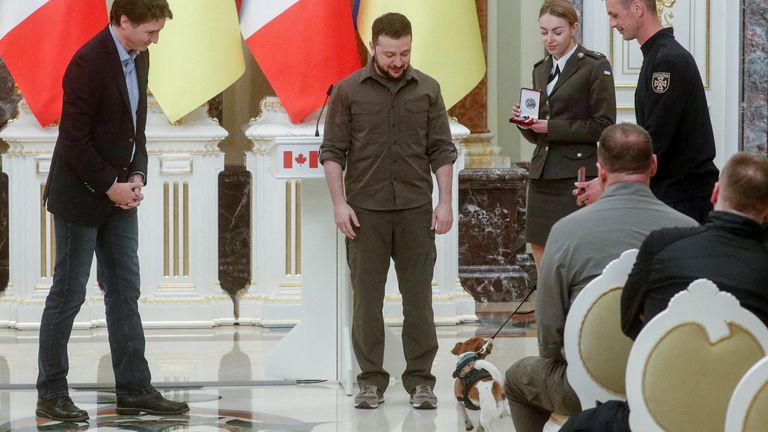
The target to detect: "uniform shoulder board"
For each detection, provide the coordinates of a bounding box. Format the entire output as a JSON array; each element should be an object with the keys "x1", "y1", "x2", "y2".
[
  {"x1": 583, "y1": 50, "x2": 607, "y2": 60},
  {"x1": 533, "y1": 56, "x2": 549, "y2": 68}
]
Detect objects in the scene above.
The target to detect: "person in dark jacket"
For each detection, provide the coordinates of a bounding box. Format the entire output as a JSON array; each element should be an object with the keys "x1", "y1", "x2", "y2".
[
  {"x1": 512, "y1": 0, "x2": 616, "y2": 267},
  {"x1": 621, "y1": 152, "x2": 768, "y2": 338},
  {"x1": 577, "y1": 0, "x2": 719, "y2": 223},
  {"x1": 36, "y1": 0, "x2": 188, "y2": 422}
]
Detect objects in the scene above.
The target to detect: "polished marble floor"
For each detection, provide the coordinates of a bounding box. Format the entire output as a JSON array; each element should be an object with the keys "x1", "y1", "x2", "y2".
[{"x1": 0, "y1": 324, "x2": 538, "y2": 431}]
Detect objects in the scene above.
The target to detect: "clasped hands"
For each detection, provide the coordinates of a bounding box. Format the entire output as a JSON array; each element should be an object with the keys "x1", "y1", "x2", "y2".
[{"x1": 106, "y1": 174, "x2": 144, "y2": 209}]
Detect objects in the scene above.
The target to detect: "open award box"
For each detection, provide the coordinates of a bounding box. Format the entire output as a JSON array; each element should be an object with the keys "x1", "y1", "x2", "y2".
[{"x1": 509, "y1": 87, "x2": 541, "y2": 127}]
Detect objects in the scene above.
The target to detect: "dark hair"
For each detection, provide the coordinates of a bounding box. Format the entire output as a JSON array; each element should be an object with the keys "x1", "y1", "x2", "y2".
[
  {"x1": 539, "y1": 0, "x2": 579, "y2": 26},
  {"x1": 371, "y1": 12, "x2": 412, "y2": 44},
  {"x1": 110, "y1": 0, "x2": 173, "y2": 26},
  {"x1": 619, "y1": 0, "x2": 658, "y2": 14},
  {"x1": 719, "y1": 152, "x2": 768, "y2": 215},
  {"x1": 598, "y1": 123, "x2": 653, "y2": 174}
]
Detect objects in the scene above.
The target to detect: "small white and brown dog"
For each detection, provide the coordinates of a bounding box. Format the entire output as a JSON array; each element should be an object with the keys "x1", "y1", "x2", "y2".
[{"x1": 451, "y1": 336, "x2": 510, "y2": 432}]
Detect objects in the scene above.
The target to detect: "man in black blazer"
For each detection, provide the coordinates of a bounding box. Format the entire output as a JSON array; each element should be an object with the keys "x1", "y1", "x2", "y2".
[{"x1": 36, "y1": 0, "x2": 188, "y2": 422}]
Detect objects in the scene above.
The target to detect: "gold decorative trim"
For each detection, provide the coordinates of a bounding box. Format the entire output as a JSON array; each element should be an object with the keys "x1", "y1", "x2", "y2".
[
  {"x1": 173, "y1": 182, "x2": 180, "y2": 276},
  {"x1": 40, "y1": 184, "x2": 47, "y2": 278},
  {"x1": 383, "y1": 291, "x2": 474, "y2": 302},
  {"x1": 140, "y1": 296, "x2": 213, "y2": 305},
  {"x1": 5, "y1": 149, "x2": 54, "y2": 156},
  {"x1": 160, "y1": 156, "x2": 193, "y2": 174},
  {"x1": 285, "y1": 181, "x2": 292, "y2": 275},
  {"x1": 657, "y1": 0, "x2": 677, "y2": 27},
  {"x1": 163, "y1": 182, "x2": 170, "y2": 276},
  {"x1": 279, "y1": 280, "x2": 302, "y2": 289},
  {"x1": 36, "y1": 157, "x2": 52, "y2": 174},
  {"x1": 51, "y1": 218, "x2": 56, "y2": 269},
  {"x1": 238, "y1": 294, "x2": 303, "y2": 303},
  {"x1": 147, "y1": 147, "x2": 222, "y2": 156},
  {"x1": 295, "y1": 181, "x2": 302, "y2": 275},
  {"x1": 249, "y1": 139, "x2": 273, "y2": 155},
  {"x1": 157, "y1": 283, "x2": 195, "y2": 291},
  {"x1": 183, "y1": 182, "x2": 189, "y2": 277}
]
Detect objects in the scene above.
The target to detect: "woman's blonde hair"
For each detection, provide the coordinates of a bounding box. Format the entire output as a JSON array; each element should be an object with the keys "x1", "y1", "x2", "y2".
[{"x1": 539, "y1": 0, "x2": 579, "y2": 26}]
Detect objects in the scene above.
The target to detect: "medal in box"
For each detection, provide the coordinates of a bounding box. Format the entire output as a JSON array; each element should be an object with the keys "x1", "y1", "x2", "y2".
[{"x1": 509, "y1": 87, "x2": 541, "y2": 126}]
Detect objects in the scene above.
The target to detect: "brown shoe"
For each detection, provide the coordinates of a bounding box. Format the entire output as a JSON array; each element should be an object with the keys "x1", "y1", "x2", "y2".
[
  {"x1": 36, "y1": 396, "x2": 89, "y2": 422},
  {"x1": 116, "y1": 390, "x2": 189, "y2": 416}
]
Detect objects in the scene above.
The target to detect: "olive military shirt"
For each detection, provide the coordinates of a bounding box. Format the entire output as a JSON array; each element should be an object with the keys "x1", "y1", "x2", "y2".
[{"x1": 319, "y1": 62, "x2": 457, "y2": 211}]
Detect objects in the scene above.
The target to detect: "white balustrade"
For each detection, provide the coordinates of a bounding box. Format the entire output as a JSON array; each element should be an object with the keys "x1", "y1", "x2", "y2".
[{"x1": 0, "y1": 98, "x2": 226, "y2": 329}]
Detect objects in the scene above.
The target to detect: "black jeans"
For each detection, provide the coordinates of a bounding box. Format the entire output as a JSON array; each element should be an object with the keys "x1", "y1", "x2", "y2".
[{"x1": 37, "y1": 210, "x2": 153, "y2": 399}]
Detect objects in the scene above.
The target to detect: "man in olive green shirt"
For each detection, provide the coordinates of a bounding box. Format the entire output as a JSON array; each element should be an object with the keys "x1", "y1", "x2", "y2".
[{"x1": 319, "y1": 12, "x2": 456, "y2": 410}]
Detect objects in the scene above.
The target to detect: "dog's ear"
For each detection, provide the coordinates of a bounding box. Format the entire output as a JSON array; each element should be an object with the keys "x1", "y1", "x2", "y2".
[
  {"x1": 485, "y1": 341, "x2": 493, "y2": 355},
  {"x1": 451, "y1": 342, "x2": 464, "y2": 355}
]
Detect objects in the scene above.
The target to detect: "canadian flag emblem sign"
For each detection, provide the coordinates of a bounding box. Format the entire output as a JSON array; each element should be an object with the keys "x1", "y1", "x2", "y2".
[
  {"x1": 283, "y1": 150, "x2": 319, "y2": 169},
  {"x1": 275, "y1": 146, "x2": 322, "y2": 178}
]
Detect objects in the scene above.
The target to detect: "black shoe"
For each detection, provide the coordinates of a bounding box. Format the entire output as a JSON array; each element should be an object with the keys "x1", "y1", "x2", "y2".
[
  {"x1": 116, "y1": 390, "x2": 189, "y2": 416},
  {"x1": 36, "y1": 396, "x2": 89, "y2": 422}
]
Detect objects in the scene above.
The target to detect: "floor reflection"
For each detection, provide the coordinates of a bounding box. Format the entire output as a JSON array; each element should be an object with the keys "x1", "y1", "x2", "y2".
[{"x1": 0, "y1": 325, "x2": 531, "y2": 431}]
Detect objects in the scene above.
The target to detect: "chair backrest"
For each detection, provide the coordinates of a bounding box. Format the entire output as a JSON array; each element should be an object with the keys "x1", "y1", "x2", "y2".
[
  {"x1": 625, "y1": 279, "x2": 768, "y2": 432},
  {"x1": 725, "y1": 356, "x2": 768, "y2": 432},
  {"x1": 564, "y1": 249, "x2": 638, "y2": 409}
]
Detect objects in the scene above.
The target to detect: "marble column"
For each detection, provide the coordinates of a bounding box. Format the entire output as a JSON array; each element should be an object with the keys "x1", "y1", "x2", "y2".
[
  {"x1": 0, "y1": 61, "x2": 17, "y2": 293},
  {"x1": 458, "y1": 167, "x2": 536, "y2": 335},
  {"x1": 742, "y1": 0, "x2": 767, "y2": 154},
  {"x1": 218, "y1": 166, "x2": 251, "y2": 304}
]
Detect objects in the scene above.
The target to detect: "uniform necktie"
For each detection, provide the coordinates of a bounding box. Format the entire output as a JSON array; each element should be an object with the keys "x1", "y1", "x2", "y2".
[{"x1": 548, "y1": 64, "x2": 561, "y2": 83}]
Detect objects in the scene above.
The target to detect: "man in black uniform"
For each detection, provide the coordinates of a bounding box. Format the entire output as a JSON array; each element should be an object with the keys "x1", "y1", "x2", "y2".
[{"x1": 578, "y1": 0, "x2": 719, "y2": 223}]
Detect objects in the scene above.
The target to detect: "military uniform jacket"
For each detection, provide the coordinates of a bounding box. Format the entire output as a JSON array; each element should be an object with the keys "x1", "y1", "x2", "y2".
[
  {"x1": 44, "y1": 26, "x2": 149, "y2": 227},
  {"x1": 636, "y1": 27, "x2": 718, "y2": 202},
  {"x1": 519, "y1": 45, "x2": 616, "y2": 180}
]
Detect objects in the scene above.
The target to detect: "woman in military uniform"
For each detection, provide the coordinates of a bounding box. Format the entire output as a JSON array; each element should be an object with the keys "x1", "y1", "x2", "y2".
[{"x1": 512, "y1": 0, "x2": 616, "y2": 268}]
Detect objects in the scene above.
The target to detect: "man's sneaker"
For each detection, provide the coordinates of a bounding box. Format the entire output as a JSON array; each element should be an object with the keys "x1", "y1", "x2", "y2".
[
  {"x1": 354, "y1": 384, "x2": 384, "y2": 409},
  {"x1": 410, "y1": 384, "x2": 437, "y2": 409}
]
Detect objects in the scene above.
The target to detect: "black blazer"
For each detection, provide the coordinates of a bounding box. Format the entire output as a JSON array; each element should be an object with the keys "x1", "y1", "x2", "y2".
[
  {"x1": 519, "y1": 45, "x2": 616, "y2": 180},
  {"x1": 45, "y1": 26, "x2": 149, "y2": 227}
]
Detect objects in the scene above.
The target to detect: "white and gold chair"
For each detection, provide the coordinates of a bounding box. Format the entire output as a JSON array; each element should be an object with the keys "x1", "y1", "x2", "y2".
[
  {"x1": 543, "y1": 249, "x2": 638, "y2": 431},
  {"x1": 725, "y1": 355, "x2": 768, "y2": 432},
  {"x1": 625, "y1": 279, "x2": 768, "y2": 432},
  {"x1": 564, "y1": 248, "x2": 638, "y2": 409}
]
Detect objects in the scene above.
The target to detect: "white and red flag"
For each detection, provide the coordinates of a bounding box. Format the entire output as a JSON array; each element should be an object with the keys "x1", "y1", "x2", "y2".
[
  {"x1": 239, "y1": 0, "x2": 361, "y2": 123},
  {"x1": 0, "y1": 0, "x2": 107, "y2": 127}
]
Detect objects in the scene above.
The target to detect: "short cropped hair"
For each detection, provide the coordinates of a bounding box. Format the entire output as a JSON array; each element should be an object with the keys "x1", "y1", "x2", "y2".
[
  {"x1": 372, "y1": 12, "x2": 412, "y2": 44},
  {"x1": 719, "y1": 152, "x2": 768, "y2": 215},
  {"x1": 598, "y1": 123, "x2": 654, "y2": 174},
  {"x1": 619, "y1": 0, "x2": 658, "y2": 14},
  {"x1": 110, "y1": 0, "x2": 173, "y2": 26}
]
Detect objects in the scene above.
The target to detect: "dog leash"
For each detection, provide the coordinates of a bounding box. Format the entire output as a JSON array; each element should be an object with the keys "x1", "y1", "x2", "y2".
[{"x1": 478, "y1": 284, "x2": 537, "y2": 356}]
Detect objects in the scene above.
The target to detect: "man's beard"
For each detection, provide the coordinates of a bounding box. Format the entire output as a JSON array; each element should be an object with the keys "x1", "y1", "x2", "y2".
[{"x1": 373, "y1": 54, "x2": 405, "y2": 81}]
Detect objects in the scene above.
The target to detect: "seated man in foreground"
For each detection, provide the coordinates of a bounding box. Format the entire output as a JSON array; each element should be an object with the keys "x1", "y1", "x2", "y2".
[
  {"x1": 504, "y1": 123, "x2": 697, "y2": 432},
  {"x1": 622, "y1": 151, "x2": 768, "y2": 339}
]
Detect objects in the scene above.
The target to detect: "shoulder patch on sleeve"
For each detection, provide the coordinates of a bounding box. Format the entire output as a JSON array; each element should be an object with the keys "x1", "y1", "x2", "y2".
[{"x1": 652, "y1": 72, "x2": 671, "y2": 94}]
